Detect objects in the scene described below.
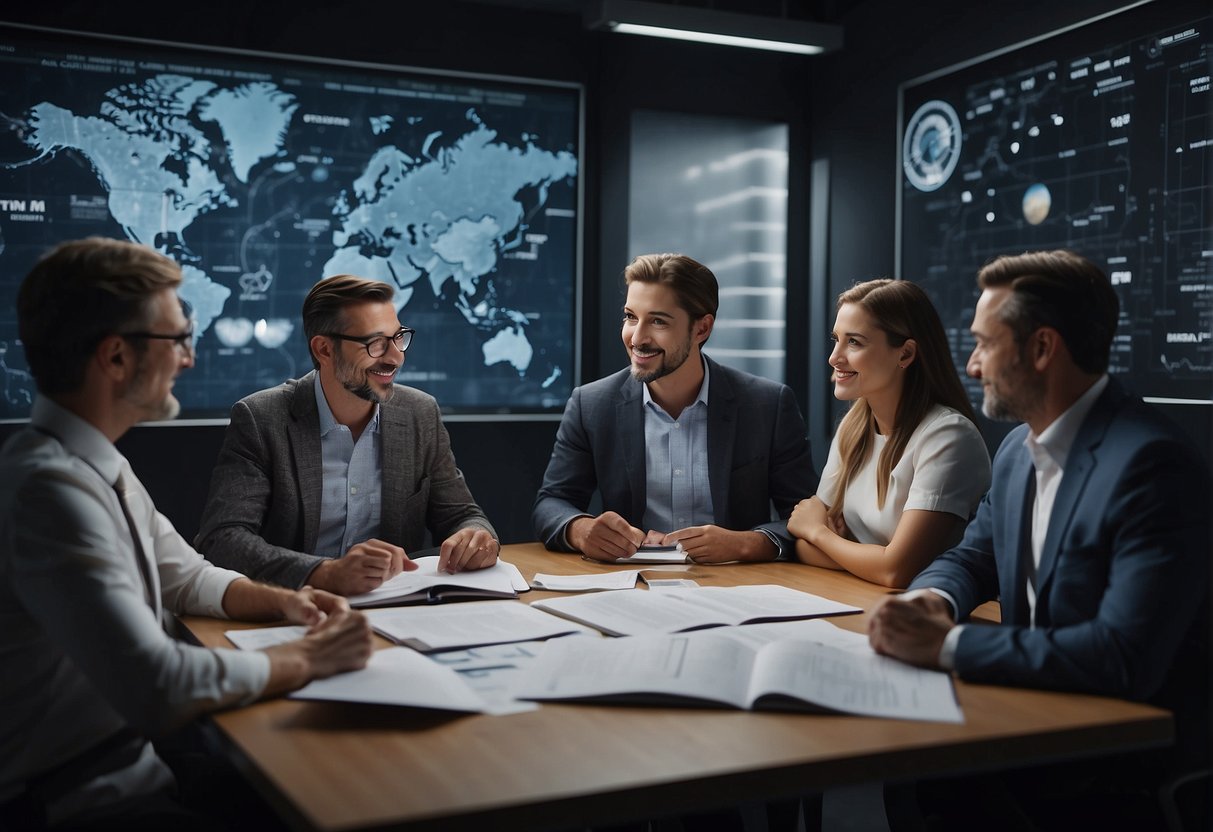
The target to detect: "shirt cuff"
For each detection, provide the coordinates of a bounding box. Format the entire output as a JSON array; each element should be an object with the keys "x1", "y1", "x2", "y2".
[
  {"x1": 756, "y1": 528, "x2": 783, "y2": 560},
  {"x1": 217, "y1": 647, "x2": 273, "y2": 702},
  {"x1": 194, "y1": 567, "x2": 250, "y2": 619},
  {"x1": 939, "y1": 624, "x2": 964, "y2": 671},
  {"x1": 900, "y1": 586, "x2": 960, "y2": 620},
  {"x1": 899, "y1": 588, "x2": 961, "y2": 670},
  {"x1": 560, "y1": 515, "x2": 592, "y2": 550}
]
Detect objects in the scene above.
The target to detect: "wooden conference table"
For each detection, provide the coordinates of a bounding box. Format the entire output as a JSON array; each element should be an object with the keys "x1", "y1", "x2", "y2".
[{"x1": 183, "y1": 543, "x2": 1172, "y2": 832}]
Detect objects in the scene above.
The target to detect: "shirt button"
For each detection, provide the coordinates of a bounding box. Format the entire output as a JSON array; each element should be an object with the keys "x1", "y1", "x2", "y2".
[
  {"x1": 350, "y1": 486, "x2": 358, "y2": 495},
  {"x1": 674, "y1": 469, "x2": 682, "y2": 475},
  {"x1": 674, "y1": 424, "x2": 681, "y2": 430}
]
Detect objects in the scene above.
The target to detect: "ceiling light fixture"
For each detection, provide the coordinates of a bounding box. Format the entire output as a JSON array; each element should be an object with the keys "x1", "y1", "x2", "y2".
[{"x1": 585, "y1": 0, "x2": 842, "y2": 56}]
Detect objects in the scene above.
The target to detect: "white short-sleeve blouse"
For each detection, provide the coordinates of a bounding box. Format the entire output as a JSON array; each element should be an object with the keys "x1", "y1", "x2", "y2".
[{"x1": 816, "y1": 404, "x2": 991, "y2": 546}]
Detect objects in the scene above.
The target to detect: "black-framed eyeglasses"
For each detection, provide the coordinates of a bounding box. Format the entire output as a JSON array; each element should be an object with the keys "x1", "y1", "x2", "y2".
[
  {"x1": 120, "y1": 329, "x2": 195, "y2": 355},
  {"x1": 325, "y1": 326, "x2": 414, "y2": 358}
]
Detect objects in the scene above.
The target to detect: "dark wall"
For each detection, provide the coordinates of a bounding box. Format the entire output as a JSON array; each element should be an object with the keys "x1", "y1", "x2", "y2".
[
  {"x1": 809, "y1": 0, "x2": 1213, "y2": 458},
  {"x1": 5, "y1": 0, "x2": 1207, "y2": 542},
  {"x1": 0, "y1": 1, "x2": 813, "y2": 542}
]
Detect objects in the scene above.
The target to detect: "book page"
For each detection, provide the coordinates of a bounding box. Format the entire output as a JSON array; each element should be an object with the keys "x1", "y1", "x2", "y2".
[
  {"x1": 689, "y1": 619, "x2": 872, "y2": 652},
  {"x1": 366, "y1": 601, "x2": 596, "y2": 651},
  {"x1": 531, "y1": 585, "x2": 859, "y2": 636},
  {"x1": 428, "y1": 641, "x2": 552, "y2": 715},
  {"x1": 516, "y1": 631, "x2": 757, "y2": 708},
  {"x1": 531, "y1": 589, "x2": 730, "y2": 635},
  {"x1": 672, "y1": 585, "x2": 860, "y2": 625},
  {"x1": 748, "y1": 640, "x2": 963, "y2": 723},
  {"x1": 289, "y1": 646, "x2": 488, "y2": 713}
]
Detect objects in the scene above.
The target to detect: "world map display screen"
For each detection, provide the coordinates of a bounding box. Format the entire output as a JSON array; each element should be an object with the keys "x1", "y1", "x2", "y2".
[
  {"x1": 0, "y1": 24, "x2": 581, "y2": 420},
  {"x1": 899, "y1": 0, "x2": 1212, "y2": 404}
]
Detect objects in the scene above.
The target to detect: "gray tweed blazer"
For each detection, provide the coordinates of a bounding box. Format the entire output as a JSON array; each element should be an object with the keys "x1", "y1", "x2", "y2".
[{"x1": 196, "y1": 371, "x2": 494, "y2": 588}]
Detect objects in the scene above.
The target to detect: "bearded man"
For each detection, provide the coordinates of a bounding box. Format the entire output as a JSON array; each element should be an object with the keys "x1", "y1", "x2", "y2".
[
  {"x1": 198, "y1": 275, "x2": 497, "y2": 595},
  {"x1": 532, "y1": 253, "x2": 816, "y2": 563}
]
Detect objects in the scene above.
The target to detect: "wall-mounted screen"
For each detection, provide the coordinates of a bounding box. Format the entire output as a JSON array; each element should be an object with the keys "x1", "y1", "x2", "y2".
[
  {"x1": 899, "y1": 0, "x2": 1211, "y2": 405},
  {"x1": 0, "y1": 23, "x2": 581, "y2": 420}
]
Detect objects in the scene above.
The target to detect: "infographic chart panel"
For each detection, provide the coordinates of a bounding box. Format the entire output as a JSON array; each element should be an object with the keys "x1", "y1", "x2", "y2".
[{"x1": 900, "y1": 1, "x2": 1212, "y2": 403}]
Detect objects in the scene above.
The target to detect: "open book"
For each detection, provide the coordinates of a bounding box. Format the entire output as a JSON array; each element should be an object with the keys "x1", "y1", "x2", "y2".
[
  {"x1": 347, "y1": 555, "x2": 529, "y2": 608},
  {"x1": 514, "y1": 620, "x2": 962, "y2": 723},
  {"x1": 530, "y1": 584, "x2": 859, "y2": 636}
]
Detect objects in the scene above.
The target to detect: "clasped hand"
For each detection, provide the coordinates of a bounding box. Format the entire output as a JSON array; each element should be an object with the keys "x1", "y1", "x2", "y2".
[
  {"x1": 867, "y1": 591, "x2": 955, "y2": 669},
  {"x1": 310, "y1": 538, "x2": 414, "y2": 596},
  {"x1": 787, "y1": 497, "x2": 848, "y2": 545},
  {"x1": 569, "y1": 512, "x2": 775, "y2": 563}
]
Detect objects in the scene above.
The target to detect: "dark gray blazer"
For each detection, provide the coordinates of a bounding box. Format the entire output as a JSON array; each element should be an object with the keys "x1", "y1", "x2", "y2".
[
  {"x1": 532, "y1": 357, "x2": 817, "y2": 557},
  {"x1": 196, "y1": 372, "x2": 494, "y2": 588}
]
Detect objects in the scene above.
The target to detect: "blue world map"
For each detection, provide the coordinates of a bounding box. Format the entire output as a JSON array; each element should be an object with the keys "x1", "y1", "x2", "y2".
[{"x1": 0, "y1": 39, "x2": 580, "y2": 418}]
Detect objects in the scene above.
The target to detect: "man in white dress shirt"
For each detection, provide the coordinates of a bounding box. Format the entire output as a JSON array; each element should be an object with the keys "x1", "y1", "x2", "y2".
[{"x1": 0, "y1": 238, "x2": 374, "y2": 830}]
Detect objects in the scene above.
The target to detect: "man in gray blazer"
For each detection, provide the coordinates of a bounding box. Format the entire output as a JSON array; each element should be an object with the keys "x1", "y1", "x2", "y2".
[
  {"x1": 533, "y1": 254, "x2": 816, "y2": 563},
  {"x1": 197, "y1": 275, "x2": 497, "y2": 596}
]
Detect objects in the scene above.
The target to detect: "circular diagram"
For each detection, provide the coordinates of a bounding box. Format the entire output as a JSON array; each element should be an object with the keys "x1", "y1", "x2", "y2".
[{"x1": 903, "y1": 100, "x2": 962, "y2": 192}]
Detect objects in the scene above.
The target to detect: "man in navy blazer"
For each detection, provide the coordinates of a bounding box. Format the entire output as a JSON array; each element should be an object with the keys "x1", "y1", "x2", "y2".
[
  {"x1": 869, "y1": 251, "x2": 1209, "y2": 821},
  {"x1": 533, "y1": 253, "x2": 816, "y2": 563}
]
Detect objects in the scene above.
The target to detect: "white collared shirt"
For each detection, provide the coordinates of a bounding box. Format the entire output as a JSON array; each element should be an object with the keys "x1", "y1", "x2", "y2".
[
  {"x1": 0, "y1": 397, "x2": 269, "y2": 822},
  {"x1": 935, "y1": 375, "x2": 1109, "y2": 667},
  {"x1": 1022, "y1": 374, "x2": 1108, "y2": 626}
]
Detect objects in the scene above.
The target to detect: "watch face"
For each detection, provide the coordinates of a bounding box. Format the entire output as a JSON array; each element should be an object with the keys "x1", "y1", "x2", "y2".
[{"x1": 903, "y1": 99, "x2": 962, "y2": 193}]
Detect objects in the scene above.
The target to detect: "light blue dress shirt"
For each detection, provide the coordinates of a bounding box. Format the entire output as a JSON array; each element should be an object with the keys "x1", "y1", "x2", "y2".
[
  {"x1": 313, "y1": 375, "x2": 383, "y2": 557},
  {"x1": 641, "y1": 360, "x2": 714, "y2": 533}
]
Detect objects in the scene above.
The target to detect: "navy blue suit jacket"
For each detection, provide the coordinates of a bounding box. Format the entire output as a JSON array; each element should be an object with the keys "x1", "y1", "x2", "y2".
[
  {"x1": 532, "y1": 357, "x2": 817, "y2": 556},
  {"x1": 911, "y1": 379, "x2": 1209, "y2": 761}
]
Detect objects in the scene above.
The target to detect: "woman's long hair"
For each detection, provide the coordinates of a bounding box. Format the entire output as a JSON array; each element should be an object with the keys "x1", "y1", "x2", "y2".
[{"x1": 828, "y1": 279, "x2": 976, "y2": 525}]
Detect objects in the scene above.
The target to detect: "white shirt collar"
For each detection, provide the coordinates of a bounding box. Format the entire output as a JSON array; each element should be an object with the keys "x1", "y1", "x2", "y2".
[
  {"x1": 1024, "y1": 374, "x2": 1109, "y2": 470},
  {"x1": 30, "y1": 395, "x2": 125, "y2": 485}
]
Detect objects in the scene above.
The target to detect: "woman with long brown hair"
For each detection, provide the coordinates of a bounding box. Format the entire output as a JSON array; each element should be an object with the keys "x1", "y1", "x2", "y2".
[{"x1": 788, "y1": 278, "x2": 990, "y2": 587}]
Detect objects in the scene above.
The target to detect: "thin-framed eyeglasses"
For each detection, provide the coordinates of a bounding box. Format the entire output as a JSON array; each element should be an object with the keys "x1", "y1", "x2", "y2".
[
  {"x1": 120, "y1": 328, "x2": 195, "y2": 356},
  {"x1": 325, "y1": 326, "x2": 415, "y2": 358},
  {"x1": 118, "y1": 298, "x2": 196, "y2": 356}
]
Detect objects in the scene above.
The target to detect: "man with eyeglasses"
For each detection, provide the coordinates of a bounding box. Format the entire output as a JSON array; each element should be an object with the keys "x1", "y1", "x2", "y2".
[
  {"x1": 0, "y1": 238, "x2": 373, "y2": 829},
  {"x1": 197, "y1": 274, "x2": 498, "y2": 596}
]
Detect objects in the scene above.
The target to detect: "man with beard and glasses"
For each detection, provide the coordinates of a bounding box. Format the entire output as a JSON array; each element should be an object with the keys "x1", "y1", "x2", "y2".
[
  {"x1": 197, "y1": 275, "x2": 497, "y2": 596},
  {"x1": 868, "y1": 250, "x2": 1209, "y2": 829},
  {"x1": 0, "y1": 239, "x2": 373, "y2": 830},
  {"x1": 533, "y1": 253, "x2": 816, "y2": 563}
]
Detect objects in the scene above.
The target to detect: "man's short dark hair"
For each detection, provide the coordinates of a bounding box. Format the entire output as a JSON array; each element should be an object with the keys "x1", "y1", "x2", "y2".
[
  {"x1": 302, "y1": 275, "x2": 396, "y2": 369},
  {"x1": 977, "y1": 249, "x2": 1119, "y2": 374},
  {"x1": 18, "y1": 237, "x2": 183, "y2": 396},
  {"x1": 623, "y1": 253, "x2": 719, "y2": 345}
]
